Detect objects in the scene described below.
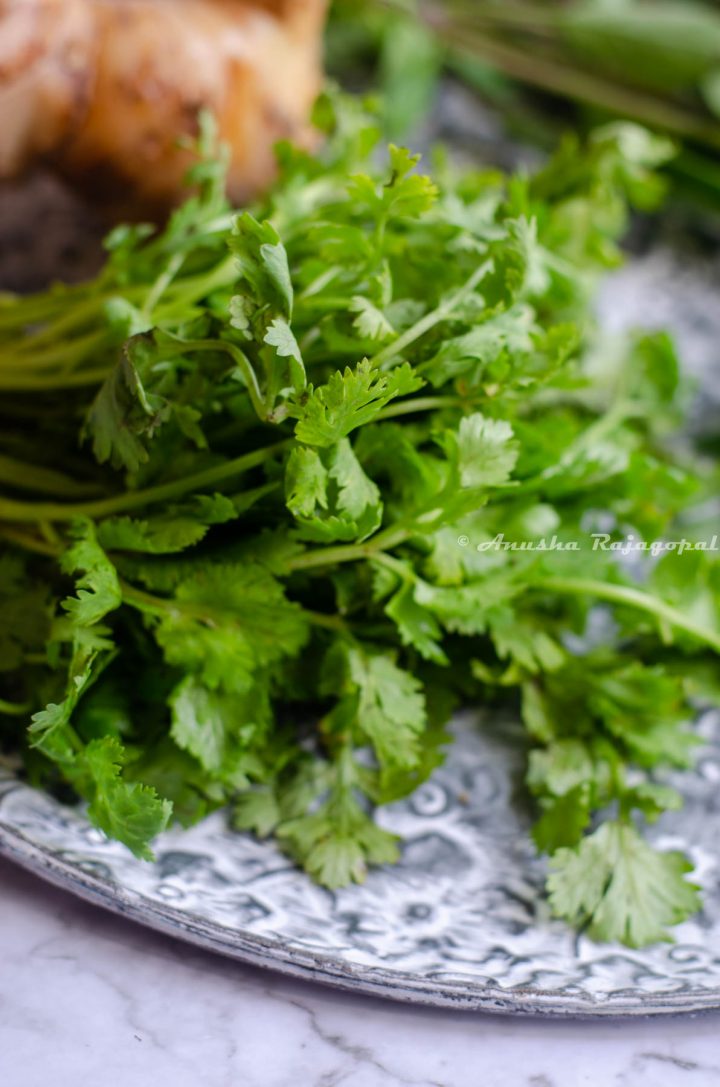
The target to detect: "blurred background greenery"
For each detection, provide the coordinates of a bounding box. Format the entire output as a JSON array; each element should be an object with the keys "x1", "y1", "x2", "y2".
[{"x1": 327, "y1": 0, "x2": 720, "y2": 232}]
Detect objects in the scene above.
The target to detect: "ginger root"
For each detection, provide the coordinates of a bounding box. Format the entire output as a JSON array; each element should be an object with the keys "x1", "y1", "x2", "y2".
[{"x1": 0, "y1": 0, "x2": 328, "y2": 214}]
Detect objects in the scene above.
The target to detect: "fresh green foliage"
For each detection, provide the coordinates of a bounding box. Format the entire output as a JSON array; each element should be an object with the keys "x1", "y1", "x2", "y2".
[
  {"x1": 81, "y1": 737, "x2": 173, "y2": 863},
  {"x1": 0, "y1": 96, "x2": 717, "y2": 945},
  {"x1": 292, "y1": 360, "x2": 424, "y2": 447},
  {"x1": 328, "y1": 0, "x2": 720, "y2": 217},
  {"x1": 548, "y1": 821, "x2": 702, "y2": 947}
]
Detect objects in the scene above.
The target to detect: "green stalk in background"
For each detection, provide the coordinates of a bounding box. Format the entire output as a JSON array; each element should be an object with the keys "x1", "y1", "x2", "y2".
[{"x1": 328, "y1": 0, "x2": 720, "y2": 222}]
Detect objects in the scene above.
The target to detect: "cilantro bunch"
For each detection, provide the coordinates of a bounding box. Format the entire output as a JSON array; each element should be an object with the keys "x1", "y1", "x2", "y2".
[{"x1": 1, "y1": 97, "x2": 718, "y2": 946}]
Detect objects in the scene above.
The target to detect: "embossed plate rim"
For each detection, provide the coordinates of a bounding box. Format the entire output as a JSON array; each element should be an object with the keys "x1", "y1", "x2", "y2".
[{"x1": 2, "y1": 786, "x2": 719, "y2": 1019}]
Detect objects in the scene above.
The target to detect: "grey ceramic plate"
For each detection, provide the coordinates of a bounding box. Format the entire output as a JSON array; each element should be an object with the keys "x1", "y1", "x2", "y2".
[
  {"x1": 2, "y1": 251, "x2": 720, "y2": 1018},
  {"x1": 2, "y1": 708, "x2": 720, "y2": 1018}
]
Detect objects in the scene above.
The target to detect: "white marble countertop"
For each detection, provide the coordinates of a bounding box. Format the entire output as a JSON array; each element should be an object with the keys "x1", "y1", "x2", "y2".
[{"x1": 2, "y1": 857, "x2": 720, "y2": 1087}]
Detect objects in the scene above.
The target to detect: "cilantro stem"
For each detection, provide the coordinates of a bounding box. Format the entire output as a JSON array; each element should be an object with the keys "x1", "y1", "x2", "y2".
[
  {"x1": 434, "y1": 21, "x2": 720, "y2": 148},
  {"x1": 179, "y1": 340, "x2": 267, "y2": 421},
  {"x1": 538, "y1": 576, "x2": 720, "y2": 655},
  {"x1": 0, "y1": 257, "x2": 238, "y2": 379},
  {"x1": 5, "y1": 296, "x2": 112, "y2": 352},
  {"x1": 23, "y1": 653, "x2": 51, "y2": 666},
  {"x1": 120, "y1": 581, "x2": 345, "y2": 633},
  {"x1": 142, "y1": 252, "x2": 187, "y2": 319},
  {"x1": 0, "y1": 697, "x2": 32, "y2": 716},
  {"x1": 289, "y1": 525, "x2": 411, "y2": 571},
  {"x1": 118, "y1": 582, "x2": 195, "y2": 618},
  {"x1": 0, "y1": 700, "x2": 32, "y2": 717},
  {"x1": 0, "y1": 330, "x2": 111, "y2": 373},
  {"x1": 0, "y1": 455, "x2": 102, "y2": 498},
  {"x1": 0, "y1": 441, "x2": 290, "y2": 522},
  {"x1": 294, "y1": 295, "x2": 355, "y2": 313},
  {"x1": 375, "y1": 396, "x2": 468, "y2": 421},
  {"x1": 1, "y1": 257, "x2": 231, "y2": 342},
  {"x1": 371, "y1": 260, "x2": 493, "y2": 370},
  {"x1": 371, "y1": 551, "x2": 414, "y2": 580},
  {"x1": 380, "y1": 0, "x2": 562, "y2": 26},
  {"x1": 0, "y1": 526, "x2": 61, "y2": 556},
  {"x1": 0, "y1": 282, "x2": 101, "y2": 332},
  {"x1": 0, "y1": 368, "x2": 114, "y2": 391},
  {"x1": 297, "y1": 268, "x2": 340, "y2": 300},
  {"x1": 303, "y1": 610, "x2": 349, "y2": 632},
  {"x1": 153, "y1": 256, "x2": 237, "y2": 314},
  {"x1": 289, "y1": 544, "x2": 372, "y2": 572},
  {"x1": 438, "y1": 1, "x2": 563, "y2": 28}
]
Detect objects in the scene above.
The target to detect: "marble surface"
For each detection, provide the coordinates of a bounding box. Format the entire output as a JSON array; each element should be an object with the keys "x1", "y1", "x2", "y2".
[{"x1": 2, "y1": 858, "x2": 720, "y2": 1087}]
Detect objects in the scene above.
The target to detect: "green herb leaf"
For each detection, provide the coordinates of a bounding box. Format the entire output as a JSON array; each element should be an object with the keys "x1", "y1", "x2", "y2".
[
  {"x1": 548, "y1": 822, "x2": 701, "y2": 947},
  {"x1": 292, "y1": 360, "x2": 424, "y2": 447},
  {"x1": 83, "y1": 736, "x2": 172, "y2": 861}
]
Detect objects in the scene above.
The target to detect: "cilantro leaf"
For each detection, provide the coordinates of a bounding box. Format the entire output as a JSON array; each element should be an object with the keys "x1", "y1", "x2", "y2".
[
  {"x1": 347, "y1": 144, "x2": 439, "y2": 221},
  {"x1": 330, "y1": 438, "x2": 380, "y2": 520},
  {"x1": 286, "y1": 439, "x2": 382, "y2": 543},
  {"x1": 421, "y1": 304, "x2": 535, "y2": 387},
  {"x1": 168, "y1": 674, "x2": 266, "y2": 778},
  {"x1": 98, "y1": 514, "x2": 209, "y2": 555},
  {"x1": 385, "y1": 580, "x2": 448, "y2": 665},
  {"x1": 153, "y1": 563, "x2": 309, "y2": 693},
  {"x1": 230, "y1": 213, "x2": 294, "y2": 318},
  {"x1": 61, "y1": 521, "x2": 122, "y2": 628},
  {"x1": 548, "y1": 822, "x2": 701, "y2": 947},
  {"x1": 292, "y1": 360, "x2": 424, "y2": 447},
  {"x1": 96, "y1": 493, "x2": 243, "y2": 555},
  {"x1": 452, "y1": 413, "x2": 519, "y2": 488},
  {"x1": 277, "y1": 770, "x2": 400, "y2": 889},
  {"x1": 349, "y1": 296, "x2": 396, "y2": 342},
  {"x1": 323, "y1": 644, "x2": 428, "y2": 772},
  {"x1": 415, "y1": 571, "x2": 522, "y2": 636},
  {"x1": 0, "y1": 552, "x2": 51, "y2": 673},
  {"x1": 263, "y1": 317, "x2": 306, "y2": 392},
  {"x1": 286, "y1": 446, "x2": 329, "y2": 519},
  {"x1": 82, "y1": 736, "x2": 172, "y2": 861},
  {"x1": 85, "y1": 341, "x2": 170, "y2": 473}
]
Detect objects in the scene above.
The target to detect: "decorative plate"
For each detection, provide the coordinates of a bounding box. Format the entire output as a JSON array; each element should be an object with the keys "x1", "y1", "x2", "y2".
[
  {"x1": 2, "y1": 707, "x2": 720, "y2": 1018},
  {"x1": 1, "y1": 251, "x2": 720, "y2": 1018}
]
